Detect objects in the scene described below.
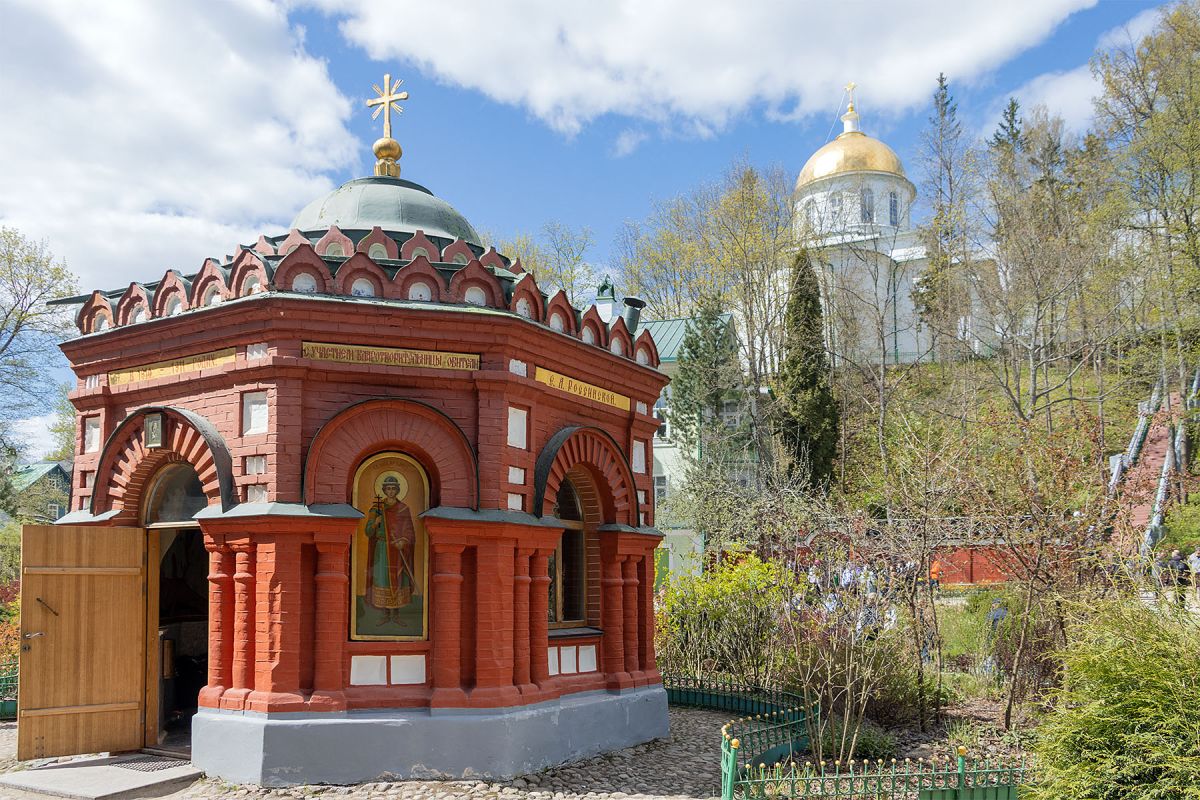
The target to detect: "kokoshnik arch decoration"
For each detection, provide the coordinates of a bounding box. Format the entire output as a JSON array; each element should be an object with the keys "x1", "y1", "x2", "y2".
[{"x1": 35, "y1": 72, "x2": 671, "y2": 786}]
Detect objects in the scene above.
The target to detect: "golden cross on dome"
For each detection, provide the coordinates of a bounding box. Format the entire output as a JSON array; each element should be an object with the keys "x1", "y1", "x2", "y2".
[
  {"x1": 367, "y1": 73, "x2": 408, "y2": 139},
  {"x1": 845, "y1": 81, "x2": 857, "y2": 112}
]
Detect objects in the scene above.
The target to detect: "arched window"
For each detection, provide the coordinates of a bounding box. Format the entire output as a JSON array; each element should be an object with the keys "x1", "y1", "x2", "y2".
[
  {"x1": 350, "y1": 277, "x2": 376, "y2": 297},
  {"x1": 609, "y1": 338, "x2": 626, "y2": 356},
  {"x1": 166, "y1": 296, "x2": 183, "y2": 316},
  {"x1": 581, "y1": 326, "x2": 596, "y2": 345},
  {"x1": 203, "y1": 285, "x2": 222, "y2": 307},
  {"x1": 464, "y1": 286, "x2": 487, "y2": 306},
  {"x1": 515, "y1": 297, "x2": 533, "y2": 319},
  {"x1": 549, "y1": 479, "x2": 586, "y2": 624},
  {"x1": 143, "y1": 463, "x2": 208, "y2": 525},
  {"x1": 368, "y1": 243, "x2": 389, "y2": 260},
  {"x1": 830, "y1": 192, "x2": 843, "y2": 223},
  {"x1": 408, "y1": 281, "x2": 432, "y2": 301},
  {"x1": 889, "y1": 191, "x2": 900, "y2": 226},
  {"x1": 292, "y1": 273, "x2": 318, "y2": 293},
  {"x1": 324, "y1": 242, "x2": 345, "y2": 258},
  {"x1": 804, "y1": 200, "x2": 815, "y2": 229},
  {"x1": 860, "y1": 187, "x2": 874, "y2": 223},
  {"x1": 549, "y1": 311, "x2": 566, "y2": 332},
  {"x1": 94, "y1": 315, "x2": 110, "y2": 332},
  {"x1": 132, "y1": 305, "x2": 147, "y2": 324},
  {"x1": 242, "y1": 274, "x2": 262, "y2": 296},
  {"x1": 409, "y1": 247, "x2": 429, "y2": 260}
]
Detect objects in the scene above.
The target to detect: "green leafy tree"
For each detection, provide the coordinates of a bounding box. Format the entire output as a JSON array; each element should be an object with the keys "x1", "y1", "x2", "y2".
[
  {"x1": 775, "y1": 250, "x2": 838, "y2": 487},
  {"x1": 0, "y1": 228, "x2": 77, "y2": 422},
  {"x1": 46, "y1": 382, "x2": 76, "y2": 462}
]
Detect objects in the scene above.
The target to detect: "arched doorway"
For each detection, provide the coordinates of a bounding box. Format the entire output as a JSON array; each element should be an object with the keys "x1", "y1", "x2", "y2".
[
  {"x1": 549, "y1": 468, "x2": 601, "y2": 629},
  {"x1": 143, "y1": 462, "x2": 209, "y2": 755}
]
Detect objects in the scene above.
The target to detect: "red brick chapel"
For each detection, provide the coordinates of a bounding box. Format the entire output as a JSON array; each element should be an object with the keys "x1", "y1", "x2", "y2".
[{"x1": 27, "y1": 75, "x2": 669, "y2": 785}]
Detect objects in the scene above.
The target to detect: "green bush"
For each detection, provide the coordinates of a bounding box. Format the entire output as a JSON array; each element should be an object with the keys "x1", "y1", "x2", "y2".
[
  {"x1": 656, "y1": 553, "x2": 794, "y2": 686},
  {"x1": 819, "y1": 720, "x2": 897, "y2": 761},
  {"x1": 1030, "y1": 599, "x2": 1200, "y2": 799}
]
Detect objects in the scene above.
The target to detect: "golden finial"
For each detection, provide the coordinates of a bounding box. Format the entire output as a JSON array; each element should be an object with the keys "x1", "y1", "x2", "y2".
[
  {"x1": 841, "y1": 81, "x2": 861, "y2": 135},
  {"x1": 845, "y1": 81, "x2": 857, "y2": 112},
  {"x1": 367, "y1": 72, "x2": 409, "y2": 178}
]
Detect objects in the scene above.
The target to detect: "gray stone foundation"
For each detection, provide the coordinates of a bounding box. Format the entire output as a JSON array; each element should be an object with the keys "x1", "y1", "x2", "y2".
[{"x1": 192, "y1": 686, "x2": 669, "y2": 786}]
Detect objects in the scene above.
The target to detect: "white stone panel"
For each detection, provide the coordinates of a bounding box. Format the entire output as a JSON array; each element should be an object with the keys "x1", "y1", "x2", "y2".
[
  {"x1": 508, "y1": 359, "x2": 528, "y2": 376},
  {"x1": 507, "y1": 407, "x2": 527, "y2": 449},
  {"x1": 246, "y1": 342, "x2": 268, "y2": 359},
  {"x1": 390, "y1": 655, "x2": 426, "y2": 685},
  {"x1": 243, "y1": 391, "x2": 268, "y2": 435},
  {"x1": 632, "y1": 440, "x2": 647, "y2": 473},
  {"x1": 560, "y1": 646, "x2": 577, "y2": 674},
  {"x1": 508, "y1": 466, "x2": 526, "y2": 485},
  {"x1": 350, "y1": 655, "x2": 387, "y2": 686},
  {"x1": 507, "y1": 493, "x2": 524, "y2": 511},
  {"x1": 547, "y1": 647, "x2": 559, "y2": 676},
  {"x1": 578, "y1": 645, "x2": 597, "y2": 673},
  {"x1": 83, "y1": 418, "x2": 101, "y2": 453}
]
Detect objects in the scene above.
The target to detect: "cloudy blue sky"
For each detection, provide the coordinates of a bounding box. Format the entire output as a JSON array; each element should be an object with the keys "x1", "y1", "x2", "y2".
[{"x1": 0, "y1": 0, "x2": 1167, "y2": 454}]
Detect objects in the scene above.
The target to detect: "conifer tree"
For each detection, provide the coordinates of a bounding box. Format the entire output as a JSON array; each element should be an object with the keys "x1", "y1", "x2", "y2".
[
  {"x1": 668, "y1": 294, "x2": 740, "y2": 460},
  {"x1": 776, "y1": 251, "x2": 838, "y2": 487}
]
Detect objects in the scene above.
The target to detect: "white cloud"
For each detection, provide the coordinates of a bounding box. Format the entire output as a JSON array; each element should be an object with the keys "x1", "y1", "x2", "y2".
[
  {"x1": 309, "y1": 0, "x2": 1095, "y2": 136},
  {"x1": 11, "y1": 414, "x2": 57, "y2": 461},
  {"x1": 993, "y1": 3, "x2": 1166, "y2": 133},
  {"x1": 613, "y1": 129, "x2": 649, "y2": 158},
  {"x1": 0, "y1": 0, "x2": 358, "y2": 294},
  {"x1": 1002, "y1": 65, "x2": 1099, "y2": 132}
]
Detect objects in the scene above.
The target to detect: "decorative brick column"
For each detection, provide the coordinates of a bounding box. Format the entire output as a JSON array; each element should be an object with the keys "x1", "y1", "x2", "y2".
[
  {"x1": 638, "y1": 550, "x2": 659, "y2": 685},
  {"x1": 513, "y1": 547, "x2": 535, "y2": 695},
  {"x1": 198, "y1": 534, "x2": 233, "y2": 708},
  {"x1": 430, "y1": 543, "x2": 467, "y2": 707},
  {"x1": 622, "y1": 556, "x2": 641, "y2": 680},
  {"x1": 222, "y1": 540, "x2": 255, "y2": 709},
  {"x1": 248, "y1": 536, "x2": 306, "y2": 712},
  {"x1": 529, "y1": 548, "x2": 552, "y2": 689},
  {"x1": 310, "y1": 535, "x2": 350, "y2": 709},
  {"x1": 600, "y1": 544, "x2": 628, "y2": 689},
  {"x1": 472, "y1": 539, "x2": 519, "y2": 706}
]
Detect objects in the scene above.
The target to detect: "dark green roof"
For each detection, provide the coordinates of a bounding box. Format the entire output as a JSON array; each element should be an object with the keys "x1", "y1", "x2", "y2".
[
  {"x1": 641, "y1": 313, "x2": 734, "y2": 362},
  {"x1": 11, "y1": 462, "x2": 67, "y2": 493}
]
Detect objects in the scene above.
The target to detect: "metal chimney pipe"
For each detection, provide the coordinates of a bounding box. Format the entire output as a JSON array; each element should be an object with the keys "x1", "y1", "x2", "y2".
[{"x1": 622, "y1": 296, "x2": 646, "y2": 333}]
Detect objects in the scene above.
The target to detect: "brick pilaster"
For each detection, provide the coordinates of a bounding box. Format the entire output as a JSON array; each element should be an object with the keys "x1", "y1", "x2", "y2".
[
  {"x1": 430, "y1": 543, "x2": 468, "y2": 706},
  {"x1": 198, "y1": 534, "x2": 233, "y2": 708}
]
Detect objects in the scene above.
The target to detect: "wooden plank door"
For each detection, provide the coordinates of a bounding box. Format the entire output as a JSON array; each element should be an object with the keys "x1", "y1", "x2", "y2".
[{"x1": 17, "y1": 525, "x2": 146, "y2": 760}]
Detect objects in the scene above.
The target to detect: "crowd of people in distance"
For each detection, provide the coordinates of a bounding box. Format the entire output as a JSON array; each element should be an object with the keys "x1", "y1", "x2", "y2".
[
  {"x1": 1152, "y1": 547, "x2": 1200, "y2": 607},
  {"x1": 789, "y1": 557, "x2": 947, "y2": 646}
]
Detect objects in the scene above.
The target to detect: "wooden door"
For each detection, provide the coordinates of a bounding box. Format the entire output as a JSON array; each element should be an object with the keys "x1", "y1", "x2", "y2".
[{"x1": 18, "y1": 525, "x2": 146, "y2": 760}]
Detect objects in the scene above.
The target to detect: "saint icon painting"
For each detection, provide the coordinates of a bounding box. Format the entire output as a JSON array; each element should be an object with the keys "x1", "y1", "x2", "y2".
[{"x1": 351, "y1": 453, "x2": 429, "y2": 639}]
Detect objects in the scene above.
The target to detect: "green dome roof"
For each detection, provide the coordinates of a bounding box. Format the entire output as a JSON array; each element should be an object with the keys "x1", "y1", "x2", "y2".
[{"x1": 290, "y1": 176, "x2": 480, "y2": 244}]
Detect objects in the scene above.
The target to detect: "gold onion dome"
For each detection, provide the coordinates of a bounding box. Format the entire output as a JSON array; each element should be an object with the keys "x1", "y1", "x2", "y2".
[{"x1": 795, "y1": 89, "x2": 906, "y2": 192}]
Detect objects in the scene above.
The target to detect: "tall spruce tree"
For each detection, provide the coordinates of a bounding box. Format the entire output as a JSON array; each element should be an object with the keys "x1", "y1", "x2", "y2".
[
  {"x1": 776, "y1": 251, "x2": 838, "y2": 487},
  {"x1": 668, "y1": 294, "x2": 741, "y2": 460}
]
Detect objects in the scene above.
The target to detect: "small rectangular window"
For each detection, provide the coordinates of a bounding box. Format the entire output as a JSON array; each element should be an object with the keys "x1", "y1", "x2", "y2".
[
  {"x1": 654, "y1": 475, "x2": 668, "y2": 504},
  {"x1": 507, "y1": 407, "x2": 528, "y2": 449},
  {"x1": 242, "y1": 391, "x2": 268, "y2": 435},
  {"x1": 83, "y1": 417, "x2": 101, "y2": 453},
  {"x1": 860, "y1": 187, "x2": 874, "y2": 223},
  {"x1": 889, "y1": 192, "x2": 899, "y2": 226}
]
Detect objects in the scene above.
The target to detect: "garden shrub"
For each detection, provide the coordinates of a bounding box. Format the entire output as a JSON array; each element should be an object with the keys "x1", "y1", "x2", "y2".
[
  {"x1": 819, "y1": 720, "x2": 897, "y2": 761},
  {"x1": 1030, "y1": 599, "x2": 1200, "y2": 799},
  {"x1": 656, "y1": 553, "x2": 794, "y2": 686}
]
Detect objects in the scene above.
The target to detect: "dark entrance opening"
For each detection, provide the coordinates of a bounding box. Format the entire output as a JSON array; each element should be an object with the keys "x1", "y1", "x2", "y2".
[{"x1": 144, "y1": 463, "x2": 209, "y2": 756}]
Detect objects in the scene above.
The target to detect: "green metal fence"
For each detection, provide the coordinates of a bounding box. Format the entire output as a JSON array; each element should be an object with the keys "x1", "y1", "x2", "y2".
[
  {"x1": 663, "y1": 673, "x2": 1028, "y2": 800},
  {"x1": 0, "y1": 660, "x2": 16, "y2": 720},
  {"x1": 731, "y1": 750, "x2": 1027, "y2": 799}
]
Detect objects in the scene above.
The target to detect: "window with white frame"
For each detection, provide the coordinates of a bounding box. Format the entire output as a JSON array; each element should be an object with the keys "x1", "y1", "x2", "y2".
[
  {"x1": 889, "y1": 191, "x2": 900, "y2": 226},
  {"x1": 654, "y1": 474, "x2": 668, "y2": 505}
]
